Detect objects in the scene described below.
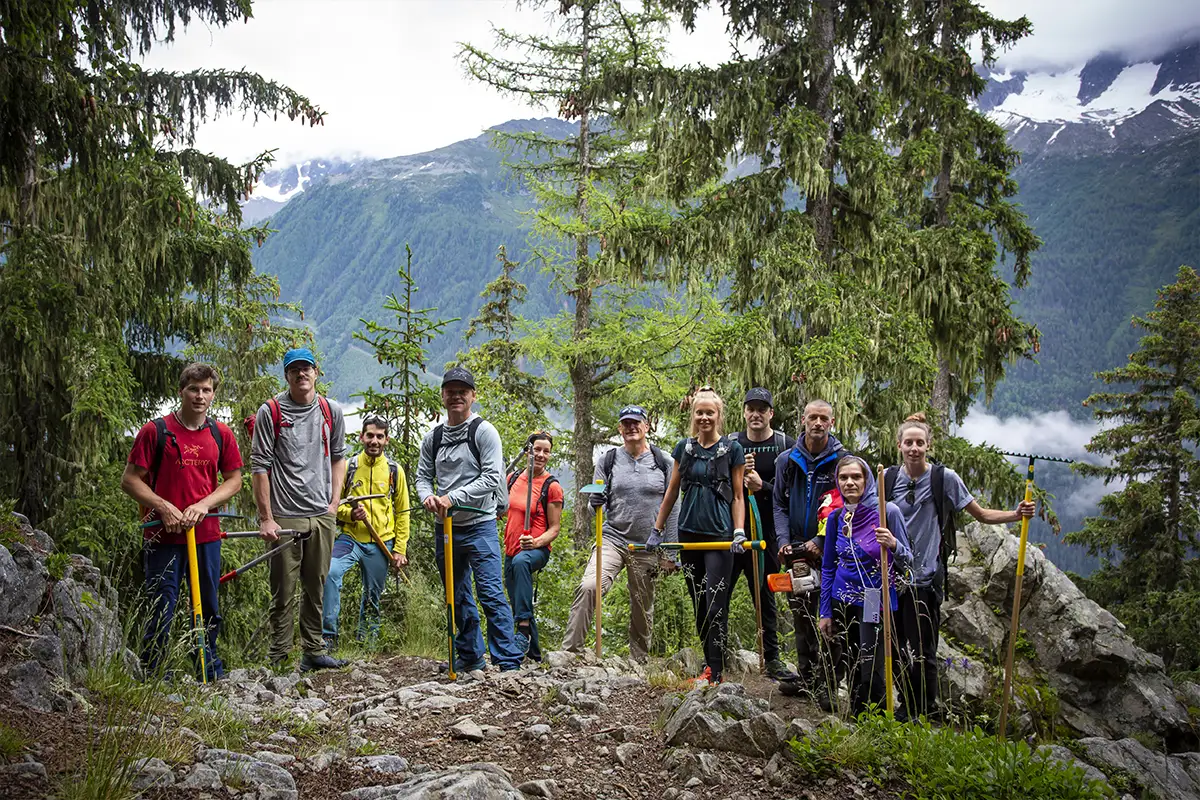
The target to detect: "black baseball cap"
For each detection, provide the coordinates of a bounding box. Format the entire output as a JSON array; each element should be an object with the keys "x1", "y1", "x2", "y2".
[
  {"x1": 618, "y1": 405, "x2": 648, "y2": 422},
  {"x1": 442, "y1": 365, "x2": 476, "y2": 389},
  {"x1": 744, "y1": 387, "x2": 773, "y2": 407}
]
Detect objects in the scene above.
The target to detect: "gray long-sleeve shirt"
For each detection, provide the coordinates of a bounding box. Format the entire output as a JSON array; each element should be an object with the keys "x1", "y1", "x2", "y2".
[
  {"x1": 415, "y1": 413, "x2": 504, "y2": 524},
  {"x1": 590, "y1": 446, "x2": 679, "y2": 547},
  {"x1": 250, "y1": 392, "x2": 347, "y2": 518}
]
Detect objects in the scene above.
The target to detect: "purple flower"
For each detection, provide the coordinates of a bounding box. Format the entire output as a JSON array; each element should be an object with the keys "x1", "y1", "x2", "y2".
[
  {"x1": 945, "y1": 656, "x2": 954, "y2": 669},
  {"x1": 961, "y1": 657, "x2": 971, "y2": 670}
]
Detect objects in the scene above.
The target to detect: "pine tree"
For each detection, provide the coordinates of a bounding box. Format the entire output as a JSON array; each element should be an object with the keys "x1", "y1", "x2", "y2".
[
  {"x1": 0, "y1": 0, "x2": 322, "y2": 523},
  {"x1": 354, "y1": 245, "x2": 457, "y2": 478},
  {"x1": 1068, "y1": 266, "x2": 1200, "y2": 672},
  {"x1": 459, "y1": 245, "x2": 554, "y2": 458},
  {"x1": 459, "y1": 0, "x2": 677, "y2": 546}
]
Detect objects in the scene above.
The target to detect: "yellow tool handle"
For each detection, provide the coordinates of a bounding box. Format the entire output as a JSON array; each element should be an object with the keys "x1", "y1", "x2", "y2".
[
  {"x1": 594, "y1": 480, "x2": 604, "y2": 657},
  {"x1": 185, "y1": 526, "x2": 207, "y2": 685},
  {"x1": 444, "y1": 515, "x2": 456, "y2": 681}
]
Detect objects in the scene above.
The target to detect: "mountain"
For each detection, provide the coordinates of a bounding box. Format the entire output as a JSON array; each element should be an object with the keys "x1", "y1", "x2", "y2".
[
  {"x1": 249, "y1": 119, "x2": 574, "y2": 395},
  {"x1": 243, "y1": 158, "x2": 358, "y2": 225}
]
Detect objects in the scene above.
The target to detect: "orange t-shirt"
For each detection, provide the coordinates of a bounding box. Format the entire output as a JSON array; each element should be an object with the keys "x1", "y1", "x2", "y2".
[{"x1": 503, "y1": 471, "x2": 564, "y2": 557}]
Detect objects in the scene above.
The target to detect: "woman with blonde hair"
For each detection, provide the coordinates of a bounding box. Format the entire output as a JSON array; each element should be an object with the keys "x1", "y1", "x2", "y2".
[
  {"x1": 884, "y1": 412, "x2": 1036, "y2": 721},
  {"x1": 654, "y1": 387, "x2": 746, "y2": 685}
]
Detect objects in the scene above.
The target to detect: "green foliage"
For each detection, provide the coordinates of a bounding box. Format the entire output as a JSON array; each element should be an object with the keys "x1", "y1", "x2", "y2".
[
  {"x1": 45, "y1": 551, "x2": 71, "y2": 582},
  {"x1": 788, "y1": 715, "x2": 1112, "y2": 799},
  {"x1": 0, "y1": 0, "x2": 321, "y2": 526},
  {"x1": 1067, "y1": 266, "x2": 1200, "y2": 671},
  {"x1": 0, "y1": 721, "x2": 29, "y2": 759}
]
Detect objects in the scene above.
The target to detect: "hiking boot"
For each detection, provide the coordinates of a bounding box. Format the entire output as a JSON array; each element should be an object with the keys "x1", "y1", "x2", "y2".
[
  {"x1": 693, "y1": 666, "x2": 722, "y2": 687},
  {"x1": 778, "y1": 679, "x2": 804, "y2": 697},
  {"x1": 765, "y1": 659, "x2": 799, "y2": 682},
  {"x1": 299, "y1": 653, "x2": 348, "y2": 673},
  {"x1": 514, "y1": 628, "x2": 531, "y2": 658}
]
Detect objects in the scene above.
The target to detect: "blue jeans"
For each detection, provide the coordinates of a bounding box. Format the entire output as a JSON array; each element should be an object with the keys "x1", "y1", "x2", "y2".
[
  {"x1": 323, "y1": 534, "x2": 393, "y2": 643},
  {"x1": 504, "y1": 547, "x2": 550, "y2": 662},
  {"x1": 434, "y1": 519, "x2": 522, "y2": 670},
  {"x1": 142, "y1": 540, "x2": 224, "y2": 681}
]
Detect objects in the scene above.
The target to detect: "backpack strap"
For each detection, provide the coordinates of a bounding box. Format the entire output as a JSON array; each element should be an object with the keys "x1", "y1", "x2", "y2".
[
  {"x1": 203, "y1": 418, "x2": 225, "y2": 467},
  {"x1": 507, "y1": 471, "x2": 520, "y2": 492},
  {"x1": 317, "y1": 396, "x2": 332, "y2": 457},
  {"x1": 150, "y1": 417, "x2": 171, "y2": 491},
  {"x1": 537, "y1": 475, "x2": 559, "y2": 518},
  {"x1": 466, "y1": 416, "x2": 483, "y2": 464},
  {"x1": 268, "y1": 398, "x2": 283, "y2": 439},
  {"x1": 883, "y1": 466, "x2": 899, "y2": 509},
  {"x1": 650, "y1": 445, "x2": 671, "y2": 492},
  {"x1": 344, "y1": 454, "x2": 359, "y2": 493}
]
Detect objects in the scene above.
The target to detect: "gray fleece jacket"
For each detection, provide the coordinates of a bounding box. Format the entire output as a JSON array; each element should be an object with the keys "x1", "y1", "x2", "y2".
[{"x1": 415, "y1": 413, "x2": 504, "y2": 524}]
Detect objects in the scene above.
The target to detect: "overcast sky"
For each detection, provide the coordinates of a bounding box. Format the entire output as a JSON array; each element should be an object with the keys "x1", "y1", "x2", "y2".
[{"x1": 143, "y1": 0, "x2": 1198, "y2": 164}]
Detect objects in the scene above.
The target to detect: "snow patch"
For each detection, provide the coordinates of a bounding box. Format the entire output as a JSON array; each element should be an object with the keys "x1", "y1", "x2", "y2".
[
  {"x1": 419, "y1": 161, "x2": 435, "y2": 170},
  {"x1": 989, "y1": 70, "x2": 1016, "y2": 83},
  {"x1": 1046, "y1": 123, "x2": 1067, "y2": 145}
]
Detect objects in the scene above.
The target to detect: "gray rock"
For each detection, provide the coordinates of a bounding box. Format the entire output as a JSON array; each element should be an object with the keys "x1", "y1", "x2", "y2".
[
  {"x1": 1078, "y1": 737, "x2": 1200, "y2": 800},
  {"x1": 308, "y1": 750, "x2": 340, "y2": 772},
  {"x1": 4, "y1": 660, "x2": 57, "y2": 712},
  {"x1": 179, "y1": 763, "x2": 222, "y2": 790},
  {"x1": 0, "y1": 543, "x2": 47, "y2": 629},
  {"x1": 254, "y1": 750, "x2": 296, "y2": 767},
  {"x1": 664, "y1": 749, "x2": 722, "y2": 785},
  {"x1": 29, "y1": 634, "x2": 64, "y2": 677},
  {"x1": 523, "y1": 724, "x2": 552, "y2": 740},
  {"x1": 516, "y1": 778, "x2": 558, "y2": 797},
  {"x1": 451, "y1": 717, "x2": 485, "y2": 742},
  {"x1": 0, "y1": 761, "x2": 47, "y2": 778},
  {"x1": 545, "y1": 651, "x2": 576, "y2": 669},
  {"x1": 130, "y1": 757, "x2": 175, "y2": 792},
  {"x1": 614, "y1": 742, "x2": 639, "y2": 766},
  {"x1": 566, "y1": 714, "x2": 594, "y2": 731},
  {"x1": 1037, "y1": 745, "x2": 1109, "y2": 786},
  {"x1": 764, "y1": 752, "x2": 787, "y2": 787},
  {"x1": 339, "y1": 762, "x2": 522, "y2": 799},
  {"x1": 348, "y1": 755, "x2": 410, "y2": 774},
  {"x1": 668, "y1": 647, "x2": 703, "y2": 677},
  {"x1": 663, "y1": 684, "x2": 787, "y2": 756},
  {"x1": 727, "y1": 649, "x2": 760, "y2": 674},
  {"x1": 200, "y1": 749, "x2": 298, "y2": 800}
]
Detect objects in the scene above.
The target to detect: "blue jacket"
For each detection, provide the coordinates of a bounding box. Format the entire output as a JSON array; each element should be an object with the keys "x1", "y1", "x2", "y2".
[{"x1": 771, "y1": 434, "x2": 846, "y2": 549}]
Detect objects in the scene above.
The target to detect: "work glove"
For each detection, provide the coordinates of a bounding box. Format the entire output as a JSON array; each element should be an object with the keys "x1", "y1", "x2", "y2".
[
  {"x1": 730, "y1": 529, "x2": 748, "y2": 553},
  {"x1": 647, "y1": 528, "x2": 664, "y2": 550}
]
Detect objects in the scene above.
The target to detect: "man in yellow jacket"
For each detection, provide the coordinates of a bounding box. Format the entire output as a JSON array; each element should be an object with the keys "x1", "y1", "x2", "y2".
[{"x1": 322, "y1": 415, "x2": 410, "y2": 651}]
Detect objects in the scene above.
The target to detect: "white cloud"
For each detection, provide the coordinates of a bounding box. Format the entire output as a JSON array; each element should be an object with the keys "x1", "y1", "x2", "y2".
[{"x1": 955, "y1": 408, "x2": 1097, "y2": 461}]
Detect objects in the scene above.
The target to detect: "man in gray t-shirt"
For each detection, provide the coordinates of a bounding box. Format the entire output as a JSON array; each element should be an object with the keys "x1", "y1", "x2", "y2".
[
  {"x1": 564, "y1": 404, "x2": 678, "y2": 662},
  {"x1": 251, "y1": 347, "x2": 348, "y2": 672}
]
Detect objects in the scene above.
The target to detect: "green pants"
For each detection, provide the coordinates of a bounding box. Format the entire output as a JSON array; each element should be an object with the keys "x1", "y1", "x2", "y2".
[{"x1": 268, "y1": 513, "x2": 337, "y2": 661}]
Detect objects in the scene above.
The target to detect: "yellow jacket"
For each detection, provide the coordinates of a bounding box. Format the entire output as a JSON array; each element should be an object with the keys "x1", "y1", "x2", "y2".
[{"x1": 336, "y1": 453, "x2": 411, "y2": 555}]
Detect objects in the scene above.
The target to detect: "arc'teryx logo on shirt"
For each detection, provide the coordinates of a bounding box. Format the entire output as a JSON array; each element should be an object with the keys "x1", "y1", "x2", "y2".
[{"x1": 179, "y1": 442, "x2": 211, "y2": 467}]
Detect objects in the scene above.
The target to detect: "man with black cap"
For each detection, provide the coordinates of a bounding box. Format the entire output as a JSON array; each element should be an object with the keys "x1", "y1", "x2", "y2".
[
  {"x1": 735, "y1": 388, "x2": 798, "y2": 680},
  {"x1": 416, "y1": 366, "x2": 523, "y2": 672},
  {"x1": 563, "y1": 404, "x2": 678, "y2": 662},
  {"x1": 251, "y1": 347, "x2": 348, "y2": 672}
]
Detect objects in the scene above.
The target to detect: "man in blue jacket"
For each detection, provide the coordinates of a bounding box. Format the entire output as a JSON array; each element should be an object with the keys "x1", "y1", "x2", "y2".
[{"x1": 772, "y1": 399, "x2": 847, "y2": 702}]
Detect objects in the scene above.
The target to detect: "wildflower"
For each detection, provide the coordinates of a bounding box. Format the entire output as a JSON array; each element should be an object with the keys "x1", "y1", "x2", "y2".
[
  {"x1": 945, "y1": 656, "x2": 954, "y2": 669},
  {"x1": 961, "y1": 657, "x2": 971, "y2": 671}
]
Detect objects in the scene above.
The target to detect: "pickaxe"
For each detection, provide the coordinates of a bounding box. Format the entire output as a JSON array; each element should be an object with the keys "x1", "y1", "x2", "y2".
[
  {"x1": 343, "y1": 488, "x2": 405, "y2": 575},
  {"x1": 995, "y1": 450, "x2": 1075, "y2": 740},
  {"x1": 140, "y1": 511, "x2": 244, "y2": 530},
  {"x1": 218, "y1": 529, "x2": 306, "y2": 584}
]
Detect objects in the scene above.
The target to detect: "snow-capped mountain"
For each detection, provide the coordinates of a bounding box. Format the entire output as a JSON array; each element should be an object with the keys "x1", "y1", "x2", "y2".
[
  {"x1": 243, "y1": 158, "x2": 357, "y2": 224},
  {"x1": 980, "y1": 41, "x2": 1199, "y2": 159}
]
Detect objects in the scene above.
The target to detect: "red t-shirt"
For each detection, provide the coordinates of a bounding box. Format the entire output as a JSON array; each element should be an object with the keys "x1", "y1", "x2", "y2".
[
  {"x1": 503, "y1": 472, "x2": 564, "y2": 557},
  {"x1": 128, "y1": 415, "x2": 243, "y2": 545}
]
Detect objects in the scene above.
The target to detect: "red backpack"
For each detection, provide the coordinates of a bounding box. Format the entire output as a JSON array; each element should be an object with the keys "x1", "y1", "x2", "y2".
[{"x1": 244, "y1": 396, "x2": 333, "y2": 457}]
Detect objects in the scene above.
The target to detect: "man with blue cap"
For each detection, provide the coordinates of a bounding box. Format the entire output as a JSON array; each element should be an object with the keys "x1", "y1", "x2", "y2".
[{"x1": 250, "y1": 347, "x2": 348, "y2": 672}]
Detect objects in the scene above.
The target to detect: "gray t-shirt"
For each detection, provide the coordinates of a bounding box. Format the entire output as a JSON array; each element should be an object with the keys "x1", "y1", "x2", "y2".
[
  {"x1": 591, "y1": 447, "x2": 679, "y2": 547},
  {"x1": 250, "y1": 392, "x2": 347, "y2": 519},
  {"x1": 415, "y1": 413, "x2": 504, "y2": 524},
  {"x1": 892, "y1": 466, "x2": 973, "y2": 587}
]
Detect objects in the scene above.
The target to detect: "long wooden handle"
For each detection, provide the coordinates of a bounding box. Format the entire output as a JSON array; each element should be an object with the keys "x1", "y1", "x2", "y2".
[
  {"x1": 998, "y1": 458, "x2": 1036, "y2": 739},
  {"x1": 877, "y1": 465, "x2": 893, "y2": 717},
  {"x1": 594, "y1": 480, "x2": 604, "y2": 657},
  {"x1": 185, "y1": 527, "x2": 207, "y2": 685}
]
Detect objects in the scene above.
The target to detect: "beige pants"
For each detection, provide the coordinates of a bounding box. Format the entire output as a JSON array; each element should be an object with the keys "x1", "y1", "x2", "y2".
[
  {"x1": 563, "y1": 541, "x2": 658, "y2": 661},
  {"x1": 268, "y1": 513, "x2": 337, "y2": 661}
]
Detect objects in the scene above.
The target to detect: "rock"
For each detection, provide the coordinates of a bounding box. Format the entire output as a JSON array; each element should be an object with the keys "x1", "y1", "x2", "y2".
[
  {"x1": 728, "y1": 649, "x2": 760, "y2": 674},
  {"x1": 944, "y1": 523, "x2": 1194, "y2": 743},
  {"x1": 348, "y1": 755, "x2": 410, "y2": 774},
  {"x1": 668, "y1": 647, "x2": 703, "y2": 677},
  {"x1": 0, "y1": 543, "x2": 47, "y2": 628},
  {"x1": 130, "y1": 757, "x2": 175, "y2": 792},
  {"x1": 516, "y1": 778, "x2": 558, "y2": 797},
  {"x1": 451, "y1": 717, "x2": 485, "y2": 742},
  {"x1": 200, "y1": 749, "x2": 298, "y2": 800},
  {"x1": 180, "y1": 763, "x2": 223, "y2": 790},
  {"x1": 308, "y1": 750, "x2": 340, "y2": 772},
  {"x1": 340, "y1": 762, "x2": 523, "y2": 799},
  {"x1": 4, "y1": 660, "x2": 58, "y2": 712},
  {"x1": 1037, "y1": 745, "x2": 1108, "y2": 786},
  {"x1": 1078, "y1": 737, "x2": 1200, "y2": 800},
  {"x1": 545, "y1": 651, "x2": 576, "y2": 669},
  {"x1": 664, "y1": 749, "x2": 721, "y2": 785},
  {"x1": 566, "y1": 714, "x2": 594, "y2": 731},
  {"x1": 523, "y1": 724, "x2": 552, "y2": 740},
  {"x1": 254, "y1": 751, "x2": 296, "y2": 767},
  {"x1": 764, "y1": 752, "x2": 787, "y2": 787},
  {"x1": 0, "y1": 762, "x2": 46, "y2": 779},
  {"x1": 663, "y1": 684, "x2": 787, "y2": 756},
  {"x1": 614, "y1": 743, "x2": 639, "y2": 766}
]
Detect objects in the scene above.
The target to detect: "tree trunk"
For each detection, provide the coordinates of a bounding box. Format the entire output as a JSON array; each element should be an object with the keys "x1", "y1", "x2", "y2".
[
  {"x1": 570, "y1": 5, "x2": 595, "y2": 550},
  {"x1": 931, "y1": 356, "x2": 953, "y2": 424},
  {"x1": 929, "y1": 1, "x2": 955, "y2": 423},
  {"x1": 807, "y1": 0, "x2": 836, "y2": 263},
  {"x1": 13, "y1": 127, "x2": 46, "y2": 523}
]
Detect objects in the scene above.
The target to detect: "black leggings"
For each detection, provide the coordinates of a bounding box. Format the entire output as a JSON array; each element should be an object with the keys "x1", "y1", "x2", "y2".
[
  {"x1": 832, "y1": 600, "x2": 888, "y2": 715},
  {"x1": 680, "y1": 534, "x2": 734, "y2": 679},
  {"x1": 895, "y1": 586, "x2": 942, "y2": 718},
  {"x1": 730, "y1": 547, "x2": 781, "y2": 661}
]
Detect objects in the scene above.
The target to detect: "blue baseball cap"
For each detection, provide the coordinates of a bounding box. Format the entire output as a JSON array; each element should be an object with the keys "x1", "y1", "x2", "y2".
[
  {"x1": 618, "y1": 405, "x2": 649, "y2": 422},
  {"x1": 283, "y1": 348, "x2": 317, "y2": 370}
]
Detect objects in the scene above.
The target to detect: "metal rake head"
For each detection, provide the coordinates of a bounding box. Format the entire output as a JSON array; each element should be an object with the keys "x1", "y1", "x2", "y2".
[{"x1": 999, "y1": 451, "x2": 1076, "y2": 464}]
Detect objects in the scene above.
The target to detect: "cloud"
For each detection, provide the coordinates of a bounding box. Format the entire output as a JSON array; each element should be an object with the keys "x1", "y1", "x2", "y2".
[
  {"x1": 981, "y1": 0, "x2": 1200, "y2": 71},
  {"x1": 955, "y1": 408, "x2": 1098, "y2": 460}
]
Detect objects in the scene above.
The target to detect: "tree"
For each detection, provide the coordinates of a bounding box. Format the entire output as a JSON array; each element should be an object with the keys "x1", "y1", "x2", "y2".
[
  {"x1": 353, "y1": 245, "x2": 457, "y2": 479},
  {"x1": 459, "y1": 0, "x2": 677, "y2": 546},
  {"x1": 0, "y1": 0, "x2": 322, "y2": 524},
  {"x1": 1068, "y1": 266, "x2": 1200, "y2": 672},
  {"x1": 458, "y1": 245, "x2": 554, "y2": 458}
]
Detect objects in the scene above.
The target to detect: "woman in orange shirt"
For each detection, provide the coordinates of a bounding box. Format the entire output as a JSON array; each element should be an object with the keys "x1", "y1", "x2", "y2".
[{"x1": 504, "y1": 432, "x2": 564, "y2": 661}]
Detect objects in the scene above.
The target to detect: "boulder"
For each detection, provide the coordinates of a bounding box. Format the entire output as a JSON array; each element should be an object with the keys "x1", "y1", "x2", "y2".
[
  {"x1": 662, "y1": 684, "x2": 787, "y2": 757},
  {"x1": 667, "y1": 647, "x2": 703, "y2": 677},
  {"x1": 200, "y1": 748, "x2": 298, "y2": 800},
  {"x1": 129, "y1": 757, "x2": 175, "y2": 792},
  {"x1": 0, "y1": 543, "x2": 47, "y2": 628},
  {"x1": 450, "y1": 717, "x2": 485, "y2": 742},
  {"x1": 1077, "y1": 737, "x2": 1200, "y2": 800},
  {"x1": 340, "y1": 762, "x2": 523, "y2": 799},
  {"x1": 515, "y1": 779, "x2": 558, "y2": 797}
]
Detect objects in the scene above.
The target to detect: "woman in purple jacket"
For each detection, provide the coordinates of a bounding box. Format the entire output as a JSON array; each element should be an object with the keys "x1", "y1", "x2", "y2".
[{"x1": 817, "y1": 456, "x2": 912, "y2": 715}]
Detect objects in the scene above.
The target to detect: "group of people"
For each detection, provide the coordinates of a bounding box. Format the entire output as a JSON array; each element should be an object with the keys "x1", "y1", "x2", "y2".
[{"x1": 123, "y1": 348, "x2": 1033, "y2": 721}]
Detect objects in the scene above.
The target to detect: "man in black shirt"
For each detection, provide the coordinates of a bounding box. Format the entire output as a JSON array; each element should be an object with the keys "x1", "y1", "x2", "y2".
[{"x1": 733, "y1": 388, "x2": 798, "y2": 681}]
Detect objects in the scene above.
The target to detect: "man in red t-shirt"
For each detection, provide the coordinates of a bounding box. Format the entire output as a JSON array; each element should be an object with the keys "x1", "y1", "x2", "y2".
[
  {"x1": 120, "y1": 363, "x2": 243, "y2": 681},
  {"x1": 503, "y1": 432, "x2": 564, "y2": 661}
]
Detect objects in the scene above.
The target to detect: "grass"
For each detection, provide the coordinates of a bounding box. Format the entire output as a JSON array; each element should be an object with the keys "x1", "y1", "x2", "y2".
[
  {"x1": 787, "y1": 714, "x2": 1115, "y2": 800},
  {"x1": 0, "y1": 722, "x2": 30, "y2": 759}
]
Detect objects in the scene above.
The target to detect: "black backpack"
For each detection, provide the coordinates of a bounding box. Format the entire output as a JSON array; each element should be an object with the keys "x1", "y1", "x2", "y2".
[
  {"x1": 883, "y1": 463, "x2": 956, "y2": 597},
  {"x1": 506, "y1": 470, "x2": 560, "y2": 523},
  {"x1": 679, "y1": 436, "x2": 734, "y2": 505},
  {"x1": 150, "y1": 416, "x2": 225, "y2": 491},
  {"x1": 600, "y1": 444, "x2": 671, "y2": 503},
  {"x1": 430, "y1": 417, "x2": 507, "y2": 513}
]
